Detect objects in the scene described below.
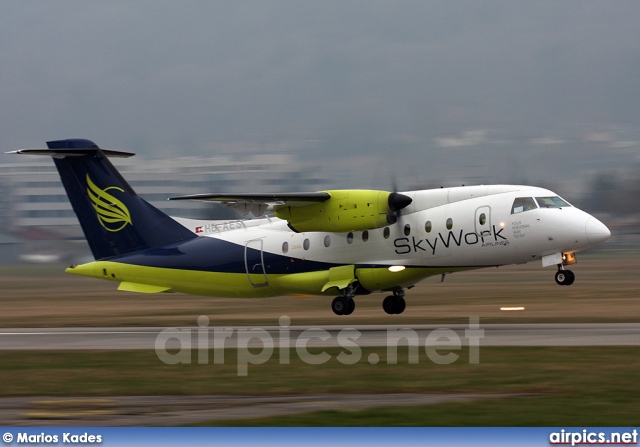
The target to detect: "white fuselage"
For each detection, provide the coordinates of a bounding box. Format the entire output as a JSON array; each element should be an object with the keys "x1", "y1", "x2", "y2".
[{"x1": 172, "y1": 185, "x2": 610, "y2": 294}]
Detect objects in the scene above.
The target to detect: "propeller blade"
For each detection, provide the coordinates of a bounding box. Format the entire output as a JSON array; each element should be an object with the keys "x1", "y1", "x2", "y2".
[{"x1": 388, "y1": 192, "x2": 412, "y2": 212}]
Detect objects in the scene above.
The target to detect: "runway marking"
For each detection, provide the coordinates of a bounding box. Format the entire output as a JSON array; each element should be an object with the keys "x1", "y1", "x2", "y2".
[{"x1": 0, "y1": 324, "x2": 638, "y2": 349}]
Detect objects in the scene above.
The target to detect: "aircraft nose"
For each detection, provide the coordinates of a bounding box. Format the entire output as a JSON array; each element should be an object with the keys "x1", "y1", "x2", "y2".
[{"x1": 585, "y1": 217, "x2": 611, "y2": 245}]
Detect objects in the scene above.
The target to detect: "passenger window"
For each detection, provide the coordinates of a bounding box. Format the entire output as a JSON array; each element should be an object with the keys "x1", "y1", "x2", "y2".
[
  {"x1": 536, "y1": 196, "x2": 571, "y2": 208},
  {"x1": 303, "y1": 239, "x2": 310, "y2": 250},
  {"x1": 324, "y1": 235, "x2": 331, "y2": 248},
  {"x1": 347, "y1": 232, "x2": 354, "y2": 244},
  {"x1": 511, "y1": 197, "x2": 538, "y2": 214},
  {"x1": 404, "y1": 224, "x2": 411, "y2": 236},
  {"x1": 425, "y1": 221, "x2": 432, "y2": 233},
  {"x1": 446, "y1": 218, "x2": 453, "y2": 230},
  {"x1": 282, "y1": 242, "x2": 289, "y2": 253},
  {"x1": 383, "y1": 227, "x2": 390, "y2": 239}
]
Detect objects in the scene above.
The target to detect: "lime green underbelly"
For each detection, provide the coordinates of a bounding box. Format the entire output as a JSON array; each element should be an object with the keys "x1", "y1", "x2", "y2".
[{"x1": 66, "y1": 261, "x2": 474, "y2": 297}]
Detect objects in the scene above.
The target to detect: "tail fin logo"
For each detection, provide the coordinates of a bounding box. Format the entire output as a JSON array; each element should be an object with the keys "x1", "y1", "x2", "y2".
[{"x1": 86, "y1": 174, "x2": 132, "y2": 232}]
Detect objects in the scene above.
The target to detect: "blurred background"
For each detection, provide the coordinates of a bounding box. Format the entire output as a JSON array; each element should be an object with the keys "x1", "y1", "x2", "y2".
[{"x1": 1, "y1": 1, "x2": 639, "y2": 264}]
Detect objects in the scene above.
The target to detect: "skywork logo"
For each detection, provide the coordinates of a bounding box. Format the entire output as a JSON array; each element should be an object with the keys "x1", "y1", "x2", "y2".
[
  {"x1": 394, "y1": 226, "x2": 508, "y2": 256},
  {"x1": 86, "y1": 174, "x2": 132, "y2": 232}
]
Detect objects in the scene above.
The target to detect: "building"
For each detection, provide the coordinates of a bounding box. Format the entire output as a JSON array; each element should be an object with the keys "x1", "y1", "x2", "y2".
[{"x1": 0, "y1": 152, "x2": 329, "y2": 263}]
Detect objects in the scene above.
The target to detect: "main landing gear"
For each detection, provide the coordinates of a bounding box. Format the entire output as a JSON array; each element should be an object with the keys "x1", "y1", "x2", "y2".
[
  {"x1": 332, "y1": 284, "x2": 356, "y2": 315},
  {"x1": 382, "y1": 290, "x2": 406, "y2": 315},
  {"x1": 331, "y1": 295, "x2": 355, "y2": 315},
  {"x1": 331, "y1": 285, "x2": 407, "y2": 316},
  {"x1": 555, "y1": 266, "x2": 575, "y2": 286}
]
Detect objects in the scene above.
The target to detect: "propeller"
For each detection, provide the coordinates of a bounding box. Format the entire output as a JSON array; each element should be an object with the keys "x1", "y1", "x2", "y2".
[
  {"x1": 372, "y1": 162, "x2": 413, "y2": 225},
  {"x1": 386, "y1": 192, "x2": 412, "y2": 225}
]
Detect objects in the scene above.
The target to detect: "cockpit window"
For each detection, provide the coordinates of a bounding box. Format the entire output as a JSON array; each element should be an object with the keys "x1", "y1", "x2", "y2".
[
  {"x1": 511, "y1": 197, "x2": 538, "y2": 214},
  {"x1": 535, "y1": 196, "x2": 571, "y2": 208}
]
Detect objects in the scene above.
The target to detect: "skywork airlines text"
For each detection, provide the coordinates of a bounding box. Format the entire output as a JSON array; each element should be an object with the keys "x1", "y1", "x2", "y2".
[{"x1": 394, "y1": 226, "x2": 508, "y2": 256}]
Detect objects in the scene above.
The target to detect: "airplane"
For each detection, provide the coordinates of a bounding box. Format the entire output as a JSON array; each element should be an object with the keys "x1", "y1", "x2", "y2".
[{"x1": 8, "y1": 139, "x2": 611, "y2": 315}]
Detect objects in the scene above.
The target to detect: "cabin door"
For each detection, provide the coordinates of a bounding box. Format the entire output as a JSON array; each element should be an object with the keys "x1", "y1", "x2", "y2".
[
  {"x1": 244, "y1": 238, "x2": 268, "y2": 287},
  {"x1": 475, "y1": 206, "x2": 492, "y2": 237}
]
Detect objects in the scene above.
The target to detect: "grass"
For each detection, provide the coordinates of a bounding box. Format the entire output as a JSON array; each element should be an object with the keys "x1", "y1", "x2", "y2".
[
  {"x1": 0, "y1": 346, "x2": 639, "y2": 425},
  {"x1": 206, "y1": 394, "x2": 638, "y2": 426},
  {"x1": 1, "y1": 249, "x2": 638, "y2": 425}
]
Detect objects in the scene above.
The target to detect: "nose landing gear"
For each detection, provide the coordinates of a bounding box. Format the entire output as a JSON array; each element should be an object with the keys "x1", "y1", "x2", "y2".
[{"x1": 555, "y1": 267, "x2": 575, "y2": 286}]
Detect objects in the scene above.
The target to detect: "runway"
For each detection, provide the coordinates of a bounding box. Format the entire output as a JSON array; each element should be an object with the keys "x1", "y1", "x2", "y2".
[{"x1": 1, "y1": 323, "x2": 638, "y2": 350}]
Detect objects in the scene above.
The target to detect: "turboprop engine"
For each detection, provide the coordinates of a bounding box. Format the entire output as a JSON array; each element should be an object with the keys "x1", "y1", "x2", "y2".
[{"x1": 274, "y1": 190, "x2": 412, "y2": 233}]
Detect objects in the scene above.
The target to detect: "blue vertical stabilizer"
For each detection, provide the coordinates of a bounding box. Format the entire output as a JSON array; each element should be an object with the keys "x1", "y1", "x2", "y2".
[{"x1": 25, "y1": 139, "x2": 197, "y2": 259}]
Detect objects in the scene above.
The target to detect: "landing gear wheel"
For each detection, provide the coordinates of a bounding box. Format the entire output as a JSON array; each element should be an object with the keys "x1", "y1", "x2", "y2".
[
  {"x1": 564, "y1": 270, "x2": 575, "y2": 285},
  {"x1": 382, "y1": 295, "x2": 406, "y2": 315},
  {"x1": 344, "y1": 298, "x2": 355, "y2": 315},
  {"x1": 332, "y1": 296, "x2": 355, "y2": 315},
  {"x1": 395, "y1": 297, "x2": 406, "y2": 314},
  {"x1": 555, "y1": 269, "x2": 575, "y2": 286},
  {"x1": 383, "y1": 295, "x2": 395, "y2": 314},
  {"x1": 332, "y1": 296, "x2": 347, "y2": 315}
]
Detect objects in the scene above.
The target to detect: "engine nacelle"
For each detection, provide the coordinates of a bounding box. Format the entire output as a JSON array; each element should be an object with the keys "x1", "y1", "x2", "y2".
[{"x1": 275, "y1": 190, "x2": 411, "y2": 233}]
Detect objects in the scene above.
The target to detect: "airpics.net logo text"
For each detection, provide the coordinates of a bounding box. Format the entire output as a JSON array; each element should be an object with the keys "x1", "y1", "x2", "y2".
[{"x1": 154, "y1": 316, "x2": 484, "y2": 376}]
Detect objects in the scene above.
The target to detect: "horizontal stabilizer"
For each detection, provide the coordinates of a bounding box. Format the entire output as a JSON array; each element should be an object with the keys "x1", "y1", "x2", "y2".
[
  {"x1": 8, "y1": 148, "x2": 135, "y2": 158},
  {"x1": 7, "y1": 138, "x2": 135, "y2": 158}
]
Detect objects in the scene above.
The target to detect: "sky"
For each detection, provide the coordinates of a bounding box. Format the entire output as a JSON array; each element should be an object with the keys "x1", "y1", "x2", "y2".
[{"x1": 2, "y1": 1, "x2": 640, "y2": 191}]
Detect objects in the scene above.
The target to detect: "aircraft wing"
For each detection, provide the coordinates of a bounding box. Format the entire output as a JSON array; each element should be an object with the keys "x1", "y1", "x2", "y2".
[
  {"x1": 169, "y1": 192, "x2": 330, "y2": 206},
  {"x1": 169, "y1": 190, "x2": 412, "y2": 233},
  {"x1": 169, "y1": 192, "x2": 331, "y2": 217}
]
